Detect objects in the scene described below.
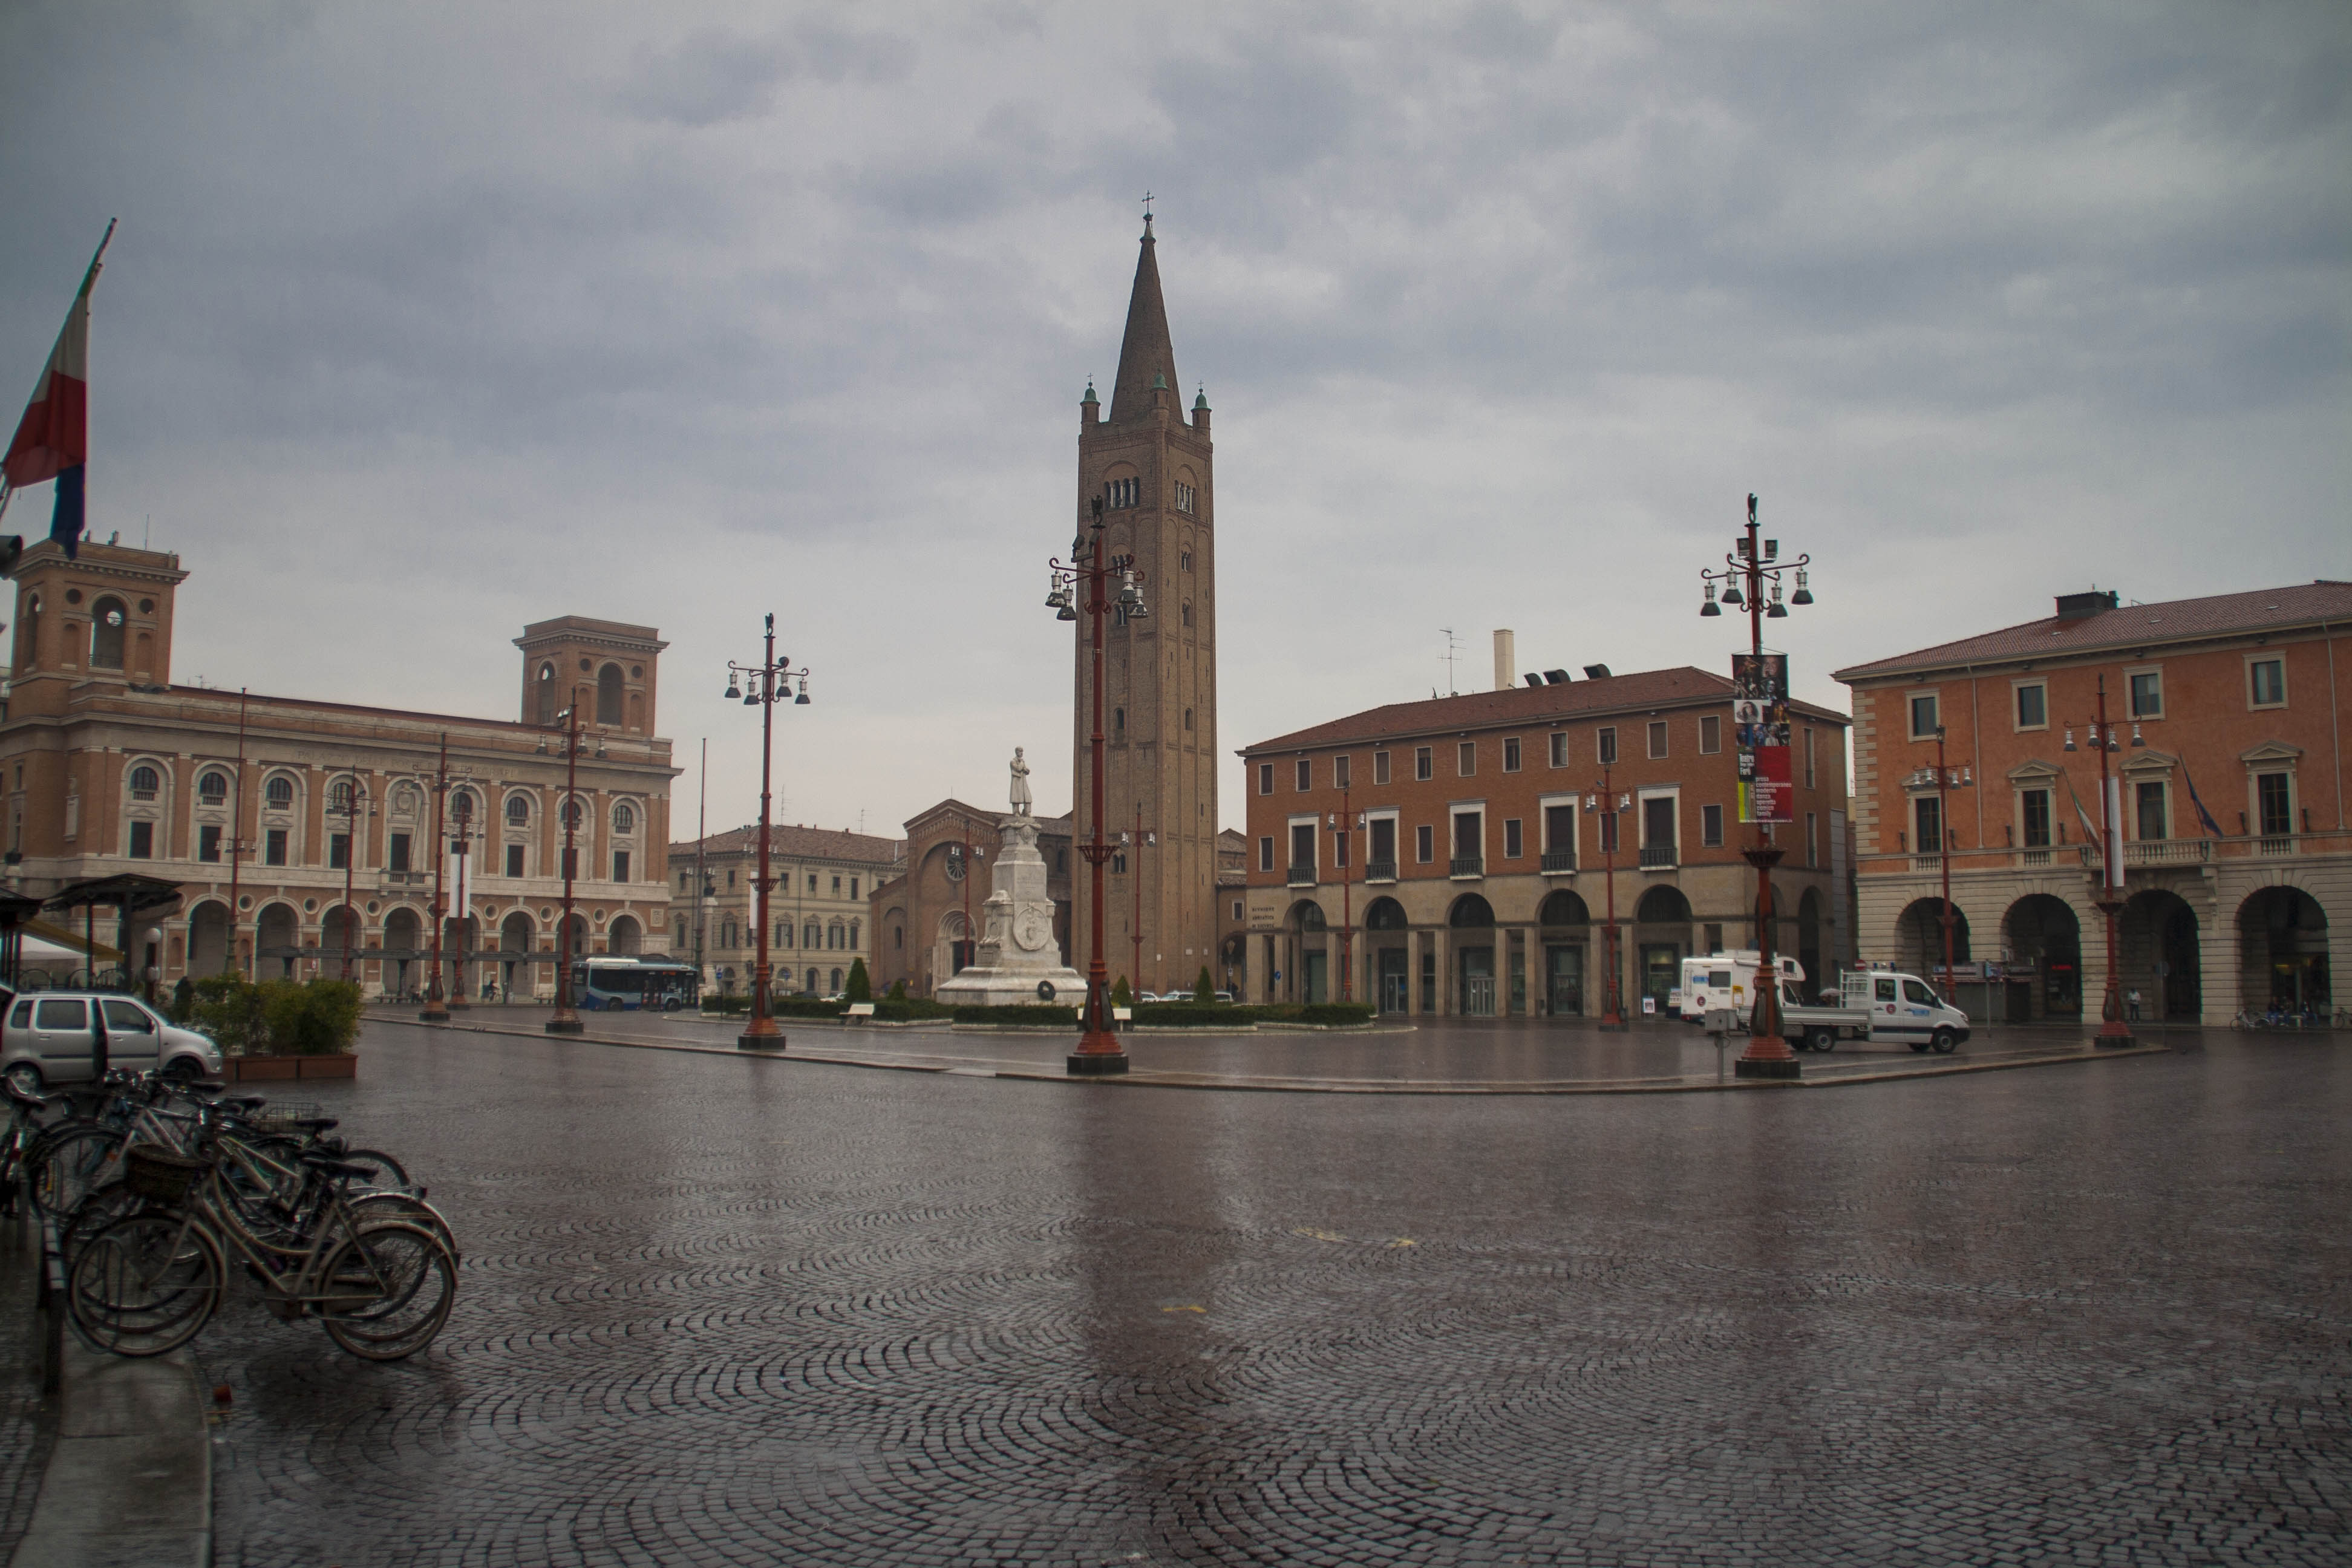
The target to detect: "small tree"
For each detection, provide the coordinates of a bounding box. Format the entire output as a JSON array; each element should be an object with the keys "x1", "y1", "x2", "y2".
[
  {"x1": 1111, "y1": 975, "x2": 1132, "y2": 1007},
  {"x1": 168, "y1": 976, "x2": 196, "y2": 1024},
  {"x1": 887, "y1": 979, "x2": 907, "y2": 1001},
  {"x1": 846, "y1": 958, "x2": 872, "y2": 1002},
  {"x1": 189, "y1": 974, "x2": 266, "y2": 1055},
  {"x1": 1194, "y1": 965, "x2": 1215, "y2": 1002}
]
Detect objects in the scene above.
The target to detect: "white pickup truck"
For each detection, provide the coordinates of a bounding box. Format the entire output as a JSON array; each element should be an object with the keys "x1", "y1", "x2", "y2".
[{"x1": 1780, "y1": 970, "x2": 1971, "y2": 1054}]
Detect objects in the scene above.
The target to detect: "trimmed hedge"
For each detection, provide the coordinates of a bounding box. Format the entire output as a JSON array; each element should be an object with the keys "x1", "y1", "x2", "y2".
[
  {"x1": 1296, "y1": 1002, "x2": 1377, "y2": 1027},
  {"x1": 952, "y1": 1004, "x2": 1079, "y2": 1025},
  {"x1": 872, "y1": 998, "x2": 954, "y2": 1022}
]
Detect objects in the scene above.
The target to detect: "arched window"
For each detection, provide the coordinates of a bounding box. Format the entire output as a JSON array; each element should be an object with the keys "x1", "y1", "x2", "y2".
[
  {"x1": 537, "y1": 662, "x2": 557, "y2": 725},
  {"x1": 89, "y1": 596, "x2": 128, "y2": 670},
  {"x1": 264, "y1": 776, "x2": 295, "y2": 809},
  {"x1": 561, "y1": 797, "x2": 583, "y2": 831},
  {"x1": 128, "y1": 765, "x2": 161, "y2": 800},
  {"x1": 596, "y1": 663, "x2": 624, "y2": 726},
  {"x1": 198, "y1": 771, "x2": 228, "y2": 805},
  {"x1": 449, "y1": 788, "x2": 477, "y2": 826},
  {"x1": 328, "y1": 779, "x2": 354, "y2": 814},
  {"x1": 613, "y1": 802, "x2": 636, "y2": 834},
  {"x1": 1182, "y1": 601, "x2": 1193, "y2": 627},
  {"x1": 1184, "y1": 708, "x2": 1194, "y2": 731},
  {"x1": 506, "y1": 795, "x2": 529, "y2": 826}
]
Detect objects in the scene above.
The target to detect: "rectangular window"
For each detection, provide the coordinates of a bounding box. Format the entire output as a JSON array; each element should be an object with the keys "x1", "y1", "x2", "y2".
[
  {"x1": 2257, "y1": 773, "x2": 2292, "y2": 837},
  {"x1": 1296, "y1": 759, "x2": 1311, "y2": 792},
  {"x1": 1258, "y1": 836, "x2": 1274, "y2": 872},
  {"x1": 1334, "y1": 831, "x2": 1348, "y2": 869},
  {"x1": 2022, "y1": 789, "x2": 2052, "y2": 848},
  {"x1": 1290, "y1": 823, "x2": 1315, "y2": 871},
  {"x1": 831, "y1": 875, "x2": 841, "y2": 895},
  {"x1": 1549, "y1": 733, "x2": 1567, "y2": 768},
  {"x1": 613, "y1": 851, "x2": 631, "y2": 883},
  {"x1": 1452, "y1": 812, "x2": 1481, "y2": 860},
  {"x1": 1232, "y1": 900, "x2": 1243, "y2": 921},
  {"x1": 1370, "y1": 818, "x2": 1396, "y2": 867},
  {"x1": 2134, "y1": 782, "x2": 2166, "y2": 841},
  {"x1": 1642, "y1": 797, "x2": 1675, "y2": 853},
  {"x1": 1258, "y1": 763, "x2": 1274, "y2": 795},
  {"x1": 1701, "y1": 804, "x2": 1723, "y2": 847},
  {"x1": 1503, "y1": 737, "x2": 1521, "y2": 773},
  {"x1": 1335, "y1": 755, "x2": 1351, "y2": 789},
  {"x1": 850, "y1": 878, "x2": 859, "y2": 899},
  {"x1": 128, "y1": 820, "x2": 154, "y2": 858},
  {"x1": 679, "y1": 871, "x2": 690, "y2": 891},
  {"x1": 1415, "y1": 824, "x2": 1434, "y2": 863},
  {"x1": 1597, "y1": 727, "x2": 1618, "y2": 765},
  {"x1": 1415, "y1": 746, "x2": 1432, "y2": 781},
  {"x1": 1804, "y1": 727, "x2": 1817, "y2": 788},
  {"x1": 506, "y1": 844, "x2": 525, "y2": 878},
  {"x1": 2249, "y1": 658, "x2": 2286, "y2": 708},
  {"x1": 1699, "y1": 715, "x2": 1720, "y2": 755},
  {"x1": 264, "y1": 828, "x2": 287, "y2": 867},
  {"x1": 198, "y1": 825, "x2": 221, "y2": 864},
  {"x1": 2016, "y1": 682, "x2": 2048, "y2": 730},
  {"x1": 328, "y1": 832, "x2": 349, "y2": 870},
  {"x1": 1909, "y1": 693, "x2": 1940, "y2": 739},
  {"x1": 1915, "y1": 795, "x2": 1942, "y2": 853},
  {"x1": 1457, "y1": 742, "x2": 1475, "y2": 777},
  {"x1": 1503, "y1": 818, "x2": 1523, "y2": 858},
  {"x1": 1647, "y1": 721, "x2": 1667, "y2": 760},
  {"x1": 1544, "y1": 804, "x2": 1573, "y2": 855},
  {"x1": 563, "y1": 846, "x2": 578, "y2": 881},
  {"x1": 389, "y1": 832, "x2": 411, "y2": 872},
  {"x1": 1806, "y1": 810, "x2": 1818, "y2": 869},
  {"x1": 1374, "y1": 750, "x2": 1391, "y2": 785},
  {"x1": 2129, "y1": 670, "x2": 2163, "y2": 719}
]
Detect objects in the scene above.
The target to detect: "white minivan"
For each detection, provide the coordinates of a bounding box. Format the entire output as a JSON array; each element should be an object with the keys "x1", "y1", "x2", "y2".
[{"x1": 1, "y1": 991, "x2": 223, "y2": 1091}]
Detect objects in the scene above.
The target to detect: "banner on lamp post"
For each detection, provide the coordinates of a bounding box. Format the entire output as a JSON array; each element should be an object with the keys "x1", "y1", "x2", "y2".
[{"x1": 1732, "y1": 652, "x2": 1794, "y2": 825}]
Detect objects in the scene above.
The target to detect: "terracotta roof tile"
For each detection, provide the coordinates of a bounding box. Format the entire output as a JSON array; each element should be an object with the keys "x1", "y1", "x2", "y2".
[
  {"x1": 1832, "y1": 581, "x2": 2352, "y2": 682},
  {"x1": 668, "y1": 823, "x2": 904, "y2": 862}
]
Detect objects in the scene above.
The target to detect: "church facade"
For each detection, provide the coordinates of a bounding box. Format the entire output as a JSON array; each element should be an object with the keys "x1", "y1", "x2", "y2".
[{"x1": 1070, "y1": 215, "x2": 1221, "y2": 997}]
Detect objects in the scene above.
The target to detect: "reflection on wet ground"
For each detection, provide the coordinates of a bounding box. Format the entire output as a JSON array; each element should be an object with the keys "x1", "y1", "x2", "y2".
[{"x1": 198, "y1": 1021, "x2": 2348, "y2": 1566}]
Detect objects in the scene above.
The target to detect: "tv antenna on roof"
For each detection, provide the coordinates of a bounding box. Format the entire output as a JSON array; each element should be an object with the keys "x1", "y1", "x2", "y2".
[{"x1": 1440, "y1": 627, "x2": 1462, "y2": 696}]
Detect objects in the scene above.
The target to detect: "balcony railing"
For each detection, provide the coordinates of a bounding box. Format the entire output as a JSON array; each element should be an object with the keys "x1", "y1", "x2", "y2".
[
  {"x1": 1638, "y1": 844, "x2": 1676, "y2": 869},
  {"x1": 1364, "y1": 860, "x2": 1397, "y2": 883},
  {"x1": 1286, "y1": 864, "x2": 1316, "y2": 887},
  {"x1": 1913, "y1": 854, "x2": 1942, "y2": 873},
  {"x1": 2126, "y1": 840, "x2": 2213, "y2": 865},
  {"x1": 2017, "y1": 848, "x2": 2052, "y2": 867},
  {"x1": 1540, "y1": 850, "x2": 1577, "y2": 873},
  {"x1": 1859, "y1": 825, "x2": 2348, "y2": 875},
  {"x1": 1449, "y1": 856, "x2": 1483, "y2": 878},
  {"x1": 2258, "y1": 835, "x2": 2298, "y2": 857}
]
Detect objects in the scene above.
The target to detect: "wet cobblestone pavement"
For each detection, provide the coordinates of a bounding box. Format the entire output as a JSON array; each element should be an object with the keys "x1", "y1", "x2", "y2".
[{"x1": 191, "y1": 1022, "x2": 2348, "y2": 1566}]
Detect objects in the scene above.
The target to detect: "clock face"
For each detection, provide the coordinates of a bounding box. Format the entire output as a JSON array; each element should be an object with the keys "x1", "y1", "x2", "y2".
[{"x1": 1014, "y1": 908, "x2": 1051, "y2": 952}]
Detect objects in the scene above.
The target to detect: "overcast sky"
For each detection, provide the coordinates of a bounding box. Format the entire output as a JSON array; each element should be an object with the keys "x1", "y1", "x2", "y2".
[{"x1": 3, "y1": 1, "x2": 2345, "y2": 840}]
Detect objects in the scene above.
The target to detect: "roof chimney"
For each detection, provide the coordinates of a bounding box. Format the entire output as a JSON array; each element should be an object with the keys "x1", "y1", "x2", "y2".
[
  {"x1": 1493, "y1": 630, "x2": 1515, "y2": 692},
  {"x1": 2055, "y1": 589, "x2": 2119, "y2": 621}
]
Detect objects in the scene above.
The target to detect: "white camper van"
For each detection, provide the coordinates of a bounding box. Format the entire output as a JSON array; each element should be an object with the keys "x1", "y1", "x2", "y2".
[{"x1": 1677, "y1": 952, "x2": 1805, "y2": 1024}]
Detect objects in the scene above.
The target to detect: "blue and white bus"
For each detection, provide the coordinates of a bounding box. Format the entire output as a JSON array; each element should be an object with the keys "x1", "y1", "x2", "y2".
[{"x1": 570, "y1": 956, "x2": 697, "y2": 1011}]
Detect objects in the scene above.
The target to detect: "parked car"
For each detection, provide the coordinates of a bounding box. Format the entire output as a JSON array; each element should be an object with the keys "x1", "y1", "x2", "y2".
[{"x1": 1, "y1": 990, "x2": 224, "y2": 1091}]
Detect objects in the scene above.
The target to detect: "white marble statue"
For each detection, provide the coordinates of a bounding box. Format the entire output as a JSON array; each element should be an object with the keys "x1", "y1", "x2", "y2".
[{"x1": 1009, "y1": 748, "x2": 1033, "y2": 817}]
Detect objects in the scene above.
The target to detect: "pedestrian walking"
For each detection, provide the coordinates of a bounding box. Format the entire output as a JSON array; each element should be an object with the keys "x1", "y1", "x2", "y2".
[{"x1": 2126, "y1": 987, "x2": 2142, "y2": 1022}]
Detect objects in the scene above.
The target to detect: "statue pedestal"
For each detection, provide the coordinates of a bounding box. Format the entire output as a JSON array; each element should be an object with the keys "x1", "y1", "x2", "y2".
[{"x1": 935, "y1": 815, "x2": 1083, "y2": 1007}]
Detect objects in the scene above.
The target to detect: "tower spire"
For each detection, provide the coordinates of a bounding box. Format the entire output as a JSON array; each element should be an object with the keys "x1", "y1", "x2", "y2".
[{"x1": 1107, "y1": 215, "x2": 1177, "y2": 425}]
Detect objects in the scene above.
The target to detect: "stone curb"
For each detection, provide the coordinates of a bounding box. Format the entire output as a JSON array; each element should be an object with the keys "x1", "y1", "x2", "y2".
[
  {"x1": 405, "y1": 1015, "x2": 2165, "y2": 1096},
  {"x1": 8, "y1": 1318, "x2": 211, "y2": 1568}
]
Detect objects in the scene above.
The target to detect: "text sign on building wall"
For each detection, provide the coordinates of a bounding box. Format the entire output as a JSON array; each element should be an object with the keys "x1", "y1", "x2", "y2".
[{"x1": 1732, "y1": 652, "x2": 1794, "y2": 825}]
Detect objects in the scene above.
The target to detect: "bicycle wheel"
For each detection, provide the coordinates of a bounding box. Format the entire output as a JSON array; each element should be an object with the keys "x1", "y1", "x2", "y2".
[
  {"x1": 68, "y1": 1212, "x2": 223, "y2": 1357},
  {"x1": 316, "y1": 1221, "x2": 457, "y2": 1362},
  {"x1": 33, "y1": 1126, "x2": 121, "y2": 1218},
  {"x1": 343, "y1": 1191, "x2": 459, "y2": 1259},
  {"x1": 59, "y1": 1180, "x2": 140, "y2": 1264},
  {"x1": 333, "y1": 1148, "x2": 414, "y2": 1193}
]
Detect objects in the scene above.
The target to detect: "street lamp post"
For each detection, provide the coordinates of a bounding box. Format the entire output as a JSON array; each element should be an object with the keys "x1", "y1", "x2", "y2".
[
  {"x1": 948, "y1": 831, "x2": 986, "y2": 984},
  {"x1": 2063, "y1": 676, "x2": 2135, "y2": 1046},
  {"x1": 420, "y1": 734, "x2": 451, "y2": 1024},
  {"x1": 1585, "y1": 766, "x2": 1628, "y2": 1030},
  {"x1": 1697, "y1": 493, "x2": 1814, "y2": 1079},
  {"x1": 1328, "y1": 788, "x2": 1361, "y2": 1004},
  {"x1": 333, "y1": 768, "x2": 372, "y2": 982},
  {"x1": 725, "y1": 612, "x2": 808, "y2": 1051},
  {"x1": 1126, "y1": 807, "x2": 1155, "y2": 998},
  {"x1": 446, "y1": 785, "x2": 474, "y2": 1011},
  {"x1": 1910, "y1": 730, "x2": 1975, "y2": 999},
  {"x1": 1047, "y1": 493, "x2": 1146, "y2": 1074},
  {"x1": 545, "y1": 699, "x2": 586, "y2": 1035}
]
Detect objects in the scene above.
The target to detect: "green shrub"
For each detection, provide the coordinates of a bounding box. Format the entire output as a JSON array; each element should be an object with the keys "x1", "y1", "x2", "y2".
[
  {"x1": 1296, "y1": 1002, "x2": 1376, "y2": 1027},
  {"x1": 168, "y1": 976, "x2": 196, "y2": 1025},
  {"x1": 261, "y1": 978, "x2": 365, "y2": 1054},
  {"x1": 1194, "y1": 966, "x2": 1215, "y2": 1002},
  {"x1": 702, "y1": 994, "x2": 753, "y2": 1016},
  {"x1": 872, "y1": 998, "x2": 954, "y2": 1022},
  {"x1": 1111, "y1": 976, "x2": 1132, "y2": 1007},
  {"x1": 1127, "y1": 1004, "x2": 1236, "y2": 1028},
  {"x1": 952, "y1": 1004, "x2": 1079, "y2": 1025},
  {"x1": 768, "y1": 996, "x2": 849, "y2": 1018},
  {"x1": 887, "y1": 979, "x2": 907, "y2": 1001},
  {"x1": 846, "y1": 958, "x2": 872, "y2": 1002},
  {"x1": 189, "y1": 974, "x2": 267, "y2": 1054}
]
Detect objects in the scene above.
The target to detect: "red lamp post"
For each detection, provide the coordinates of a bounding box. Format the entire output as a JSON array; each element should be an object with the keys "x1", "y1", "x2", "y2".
[
  {"x1": 1049, "y1": 493, "x2": 1145, "y2": 1074},
  {"x1": 1912, "y1": 727, "x2": 1975, "y2": 999},
  {"x1": 1585, "y1": 765, "x2": 1627, "y2": 1030},
  {"x1": 2065, "y1": 676, "x2": 2135, "y2": 1046},
  {"x1": 544, "y1": 699, "x2": 586, "y2": 1034},
  {"x1": 446, "y1": 786, "x2": 474, "y2": 1011},
  {"x1": 1697, "y1": 493, "x2": 1813, "y2": 1079},
  {"x1": 725, "y1": 613, "x2": 807, "y2": 1051},
  {"x1": 1330, "y1": 787, "x2": 1360, "y2": 1003},
  {"x1": 1126, "y1": 805, "x2": 1155, "y2": 999},
  {"x1": 420, "y1": 734, "x2": 451, "y2": 1024},
  {"x1": 333, "y1": 768, "x2": 372, "y2": 982}
]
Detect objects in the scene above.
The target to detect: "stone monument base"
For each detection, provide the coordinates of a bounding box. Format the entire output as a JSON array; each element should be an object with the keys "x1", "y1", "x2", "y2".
[{"x1": 934, "y1": 966, "x2": 1086, "y2": 1009}]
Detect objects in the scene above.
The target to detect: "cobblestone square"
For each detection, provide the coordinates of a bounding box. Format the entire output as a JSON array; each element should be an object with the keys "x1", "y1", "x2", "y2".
[{"x1": 188, "y1": 1024, "x2": 2348, "y2": 1566}]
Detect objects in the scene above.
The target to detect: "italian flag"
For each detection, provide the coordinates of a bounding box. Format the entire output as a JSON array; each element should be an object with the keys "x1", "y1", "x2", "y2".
[{"x1": 2, "y1": 220, "x2": 116, "y2": 559}]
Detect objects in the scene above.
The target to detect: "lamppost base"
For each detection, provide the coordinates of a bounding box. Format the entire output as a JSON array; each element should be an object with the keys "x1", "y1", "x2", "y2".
[
  {"x1": 1596, "y1": 1016, "x2": 1630, "y2": 1033},
  {"x1": 737, "y1": 1031, "x2": 787, "y2": 1052},
  {"x1": 1067, "y1": 1045, "x2": 1129, "y2": 1076},
  {"x1": 418, "y1": 1005, "x2": 449, "y2": 1024},
  {"x1": 2093, "y1": 1027, "x2": 2137, "y2": 1048},
  {"x1": 544, "y1": 1015, "x2": 584, "y2": 1035},
  {"x1": 1734, "y1": 1056, "x2": 1803, "y2": 1080}
]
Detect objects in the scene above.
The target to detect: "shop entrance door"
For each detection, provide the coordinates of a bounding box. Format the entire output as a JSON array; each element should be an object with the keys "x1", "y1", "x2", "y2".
[
  {"x1": 1639, "y1": 943, "x2": 1681, "y2": 1017},
  {"x1": 1546, "y1": 945, "x2": 1584, "y2": 1016},
  {"x1": 1377, "y1": 950, "x2": 1408, "y2": 1013},
  {"x1": 1303, "y1": 950, "x2": 1328, "y2": 1005},
  {"x1": 1460, "y1": 947, "x2": 1496, "y2": 1016}
]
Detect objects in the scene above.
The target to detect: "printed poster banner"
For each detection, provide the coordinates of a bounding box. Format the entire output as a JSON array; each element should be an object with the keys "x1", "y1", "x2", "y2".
[{"x1": 1732, "y1": 652, "x2": 1794, "y2": 825}]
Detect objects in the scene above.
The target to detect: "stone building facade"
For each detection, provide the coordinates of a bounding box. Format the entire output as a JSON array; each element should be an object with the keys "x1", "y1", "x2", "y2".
[
  {"x1": 1068, "y1": 214, "x2": 1220, "y2": 1000},
  {"x1": 665, "y1": 823, "x2": 903, "y2": 996},
  {"x1": 1239, "y1": 668, "x2": 1852, "y2": 1017},
  {"x1": 1, "y1": 540, "x2": 676, "y2": 996},
  {"x1": 1834, "y1": 583, "x2": 2350, "y2": 1025},
  {"x1": 867, "y1": 799, "x2": 1073, "y2": 999}
]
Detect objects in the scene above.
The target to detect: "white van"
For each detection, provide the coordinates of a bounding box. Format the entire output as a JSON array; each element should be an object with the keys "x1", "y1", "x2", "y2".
[
  {"x1": 1, "y1": 991, "x2": 223, "y2": 1091},
  {"x1": 1678, "y1": 952, "x2": 1805, "y2": 1023}
]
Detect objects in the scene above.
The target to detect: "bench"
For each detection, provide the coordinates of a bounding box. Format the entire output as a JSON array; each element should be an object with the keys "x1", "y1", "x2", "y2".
[{"x1": 846, "y1": 1002, "x2": 875, "y2": 1025}]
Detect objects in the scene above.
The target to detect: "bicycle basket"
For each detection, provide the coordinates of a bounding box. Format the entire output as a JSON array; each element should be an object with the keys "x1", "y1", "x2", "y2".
[{"x1": 123, "y1": 1142, "x2": 215, "y2": 1203}]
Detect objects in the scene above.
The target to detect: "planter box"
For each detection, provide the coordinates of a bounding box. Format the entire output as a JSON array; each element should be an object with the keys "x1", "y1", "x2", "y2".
[{"x1": 228, "y1": 1053, "x2": 358, "y2": 1082}]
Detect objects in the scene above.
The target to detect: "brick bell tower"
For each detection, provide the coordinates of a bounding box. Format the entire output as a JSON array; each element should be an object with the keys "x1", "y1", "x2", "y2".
[{"x1": 1072, "y1": 214, "x2": 1218, "y2": 997}]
